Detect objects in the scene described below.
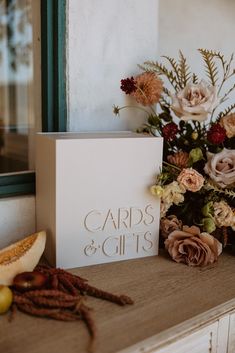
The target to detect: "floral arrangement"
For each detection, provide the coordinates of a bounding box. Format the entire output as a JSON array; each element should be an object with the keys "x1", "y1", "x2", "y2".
[{"x1": 114, "y1": 49, "x2": 235, "y2": 266}]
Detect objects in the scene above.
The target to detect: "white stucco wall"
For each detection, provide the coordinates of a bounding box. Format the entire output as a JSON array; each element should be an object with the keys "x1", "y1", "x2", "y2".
[
  {"x1": 67, "y1": 0, "x2": 159, "y2": 132},
  {"x1": 0, "y1": 195, "x2": 35, "y2": 248},
  {"x1": 158, "y1": 0, "x2": 235, "y2": 105},
  {"x1": 158, "y1": 0, "x2": 235, "y2": 62}
]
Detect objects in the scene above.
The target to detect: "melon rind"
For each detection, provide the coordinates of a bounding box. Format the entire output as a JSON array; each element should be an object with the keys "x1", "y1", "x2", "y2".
[{"x1": 0, "y1": 231, "x2": 46, "y2": 286}]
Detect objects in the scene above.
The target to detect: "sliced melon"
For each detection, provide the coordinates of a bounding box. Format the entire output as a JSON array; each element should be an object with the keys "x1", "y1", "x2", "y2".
[{"x1": 0, "y1": 231, "x2": 46, "y2": 286}]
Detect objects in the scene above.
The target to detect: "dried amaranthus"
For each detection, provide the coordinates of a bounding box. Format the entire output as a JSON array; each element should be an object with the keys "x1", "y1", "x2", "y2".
[{"x1": 10, "y1": 265, "x2": 134, "y2": 353}]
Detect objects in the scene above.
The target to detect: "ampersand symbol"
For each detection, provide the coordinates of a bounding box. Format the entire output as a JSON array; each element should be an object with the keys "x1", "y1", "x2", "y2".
[{"x1": 84, "y1": 240, "x2": 99, "y2": 257}]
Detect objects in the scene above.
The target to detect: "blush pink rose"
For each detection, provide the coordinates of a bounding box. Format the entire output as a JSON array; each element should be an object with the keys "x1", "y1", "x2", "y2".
[
  {"x1": 177, "y1": 168, "x2": 204, "y2": 192},
  {"x1": 165, "y1": 225, "x2": 222, "y2": 266}
]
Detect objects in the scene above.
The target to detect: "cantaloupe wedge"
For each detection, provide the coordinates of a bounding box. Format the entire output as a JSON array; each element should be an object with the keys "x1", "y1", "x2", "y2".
[{"x1": 0, "y1": 231, "x2": 46, "y2": 286}]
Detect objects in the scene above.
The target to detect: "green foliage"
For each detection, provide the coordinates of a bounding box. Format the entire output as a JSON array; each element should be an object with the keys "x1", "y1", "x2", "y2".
[
  {"x1": 178, "y1": 50, "x2": 191, "y2": 87},
  {"x1": 140, "y1": 51, "x2": 194, "y2": 91},
  {"x1": 198, "y1": 49, "x2": 219, "y2": 86},
  {"x1": 217, "y1": 103, "x2": 235, "y2": 120},
  {"x1": 204, "y1": 180, "x2": 235, "y2": 199},
  {"x1": 139, "y1": 61, "x2": 179, "y2": 91},
  {"x1": 139, "y1": 48, "x2": 235, "y2": 120}
]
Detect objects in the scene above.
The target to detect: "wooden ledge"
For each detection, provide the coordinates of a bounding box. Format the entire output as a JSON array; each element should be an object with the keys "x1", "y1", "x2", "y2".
[{"x1": 1, "y1": 251, "x2": 235, "y2": 353}]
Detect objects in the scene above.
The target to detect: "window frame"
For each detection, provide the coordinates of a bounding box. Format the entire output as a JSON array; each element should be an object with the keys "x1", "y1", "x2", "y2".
[{"x1": 0, "y1": 0, "x2": 67, "y2": 198}]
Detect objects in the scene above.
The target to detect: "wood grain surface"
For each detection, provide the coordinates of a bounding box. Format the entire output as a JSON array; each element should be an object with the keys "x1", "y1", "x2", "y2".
[{"x1": 1, "y1": 251, "x2": 235, "y2": 353}]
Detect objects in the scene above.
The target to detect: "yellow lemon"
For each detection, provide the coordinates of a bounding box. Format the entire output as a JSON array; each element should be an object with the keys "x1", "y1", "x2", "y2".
[{"x1": 0, "y1": 285, "x2": 13, "y2": 314}]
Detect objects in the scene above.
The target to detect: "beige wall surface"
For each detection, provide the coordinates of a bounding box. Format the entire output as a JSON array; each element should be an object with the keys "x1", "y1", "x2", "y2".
[
  {"x1": 158, "y1": 0, "x2": 235, "y2": 107},
  {"x1": 0, "y1": 195, "x2": 35, "y2": 248},
  {"x1": 67, "y1": 0, "x2": 159, "y2": 132}
]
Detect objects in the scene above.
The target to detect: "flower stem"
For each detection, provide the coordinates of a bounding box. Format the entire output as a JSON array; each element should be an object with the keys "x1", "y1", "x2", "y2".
[
  {"x1": 136, "y1": 86, "x2": 157, "y2": 115},
  {"x1": 117, "y1": 105, "x2": 152, "y2": 116},
  {"x1": 163, "y1": 161, "x2": 181, "y2": 171}
]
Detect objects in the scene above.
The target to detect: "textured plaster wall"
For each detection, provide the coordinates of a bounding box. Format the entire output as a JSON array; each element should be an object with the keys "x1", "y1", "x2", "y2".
[
  {"x1": 0, "y1": 196, "x2": 35, "y2": 248},
  {"x1": 158, "y1": 0, "x2": 235, "y2": 61},
  {"x1": 67, "y1": 0, "x2": 159, "y2": 132},
  {"x1": 158, "y1": 0, "x2": 235, "y2": 105}
]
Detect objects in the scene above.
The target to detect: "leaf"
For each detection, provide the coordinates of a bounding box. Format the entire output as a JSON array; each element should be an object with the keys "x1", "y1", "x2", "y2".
[
  {"x1": 161, "y1": 55, "x2": 182, "y2": 88},
  {"x1": 160, "y1": 95, "x2": 171, "y2": 108},
  {"x1": 192, "y1": 73, "x2": 199, "y2": 84},
  {"x1": 139, "y1": 61, "x2": 180, "y2": 91},
  {"x1": 198, "y1": 49, "x2": 226, "y2": 69},
  {"x1": 217, "y1": 103, "x2": 235, "y2": 119},
  {"x1": 178, "y1": 50, "x2": 191, "y2": 86},
  {"x1": 198, "y1": 48, "x2": 219, "y2": 86},
  {"x1": 204, "y1": 180, "x2": 235, "y2": 199},
  {"x1": 162, "y1": 87, "x2": 171, "y2": 97}
]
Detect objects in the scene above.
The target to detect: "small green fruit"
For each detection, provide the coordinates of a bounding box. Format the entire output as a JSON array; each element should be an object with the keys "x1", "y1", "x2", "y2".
[{"x1": 0, "y1": 285, "x2": 13, "y2": 314}]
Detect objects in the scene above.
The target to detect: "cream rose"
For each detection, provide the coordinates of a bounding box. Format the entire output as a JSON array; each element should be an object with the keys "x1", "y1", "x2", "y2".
[
  {"x1": 177, "y1": 168, "x2": 204, "y2": 192},
  {"x1": 171, "y1": 80, "x2": 218, "y2": 122},
  {"x1": 165, "y1": 225, "x2": 222, "y2": 266},
  {"x1": 204, "y1": 148, "x2": 235, "y2": 188},
  {"x1": 220, "y1": 113, "x2": 235, "y2": 138},
  {"x1": 213, "y1": 201, "x2": 234, "y2": 227}
]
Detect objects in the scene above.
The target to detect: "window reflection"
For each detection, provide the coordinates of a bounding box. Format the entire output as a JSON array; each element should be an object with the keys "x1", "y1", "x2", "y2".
[{"x1": 0, "y1": 0, "x2": 34, "y2": 174}]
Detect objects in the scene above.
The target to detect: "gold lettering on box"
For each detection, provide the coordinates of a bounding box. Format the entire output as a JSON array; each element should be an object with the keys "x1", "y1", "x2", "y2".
[
  {"x1": 142, "y1": 231, "x2": 153, "y2": 252},
  {"x1": 102, "y1": 209, "x2": 118, "y2": 231},
  {"x1": 83, "y1": 204, "x2": 156, "y2": 232},
  {"x1": 83, "y1": 204, "x2": 156, "y2": 258},
  {"x1": 144, "y1": 205, "x2": 155, "y2": 225},
  {"x1": 84, "y1": 239, "x2": 99, "y2": 256},
  {"x1": 130, "y1": 207, "x2": 144, "y2": 228},
  {"x1": 84, "y1": 210, "x2": 102, "y2": 232},
  {"x1": 102, "y1": 236, "x2": 119, "y2": 257},
  {"x1": 118, "y1": 208, "x2": 130, "y2": 229},
  {"x1": 133, "y1": 233, "x2": 140, "y2": 253}
]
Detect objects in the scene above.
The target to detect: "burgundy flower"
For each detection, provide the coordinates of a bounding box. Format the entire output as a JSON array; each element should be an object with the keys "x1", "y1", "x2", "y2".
[
  {"x1": 162, "y1": 122, "x2": 179, "y2": 141},
  {"x1": 120, "y1": 77, "x2": 137, "y2": 95},
  {"x1": 207, "y1": 123, "x2": 226, "y2": 144}
]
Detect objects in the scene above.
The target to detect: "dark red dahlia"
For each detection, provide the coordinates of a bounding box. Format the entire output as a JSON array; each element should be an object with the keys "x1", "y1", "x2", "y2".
[
  {"x1": 207, "y1": 123, "x2": 226, "y2": 144},
  {"x1": 120, "y1": 76, "x2": 137, "y2": 94},
  {"x1": 162, "y1": 122, "x2": 179, "y2": 141}
]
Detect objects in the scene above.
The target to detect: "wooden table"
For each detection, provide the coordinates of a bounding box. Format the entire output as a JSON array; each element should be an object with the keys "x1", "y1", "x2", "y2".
[{"x1": 1, "y1": 251, "x2": 235, "y2": 353}]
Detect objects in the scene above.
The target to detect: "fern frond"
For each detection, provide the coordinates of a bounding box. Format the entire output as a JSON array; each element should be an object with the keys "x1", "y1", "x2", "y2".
[
  {"x1": 225, "y1": 53, "x2": 234, "y2": 76},
  {"x1": 139, "y1": 61, "x2": 180, "y2": 91},
  {"x1": 160, "y1": 95, "x2": 170, "y2": 107},
  {"x1": 163, "y1": 87, "x2": 171, "y2": 97},
  {"x1": 204, "y1": 180, "x2": 235, "y2": 199},
  {"x1": 198, "y1": 48, "x2": 219, "y2": 86},
  {"x1": 217, "y1": 103, "x2": 235, "y2": 119},
  {"x1": 198, "y1": 49, "x2": 226, "y2": 68},
  {"x1": 192, "y1": 73, "x2": 199, "y2": 84},
  {"x1": 178, "y1": 50, "x2": 191, "y2": 86},
  {"x1": 161, "y1": 55, "x2": 182, "y2": 88}
]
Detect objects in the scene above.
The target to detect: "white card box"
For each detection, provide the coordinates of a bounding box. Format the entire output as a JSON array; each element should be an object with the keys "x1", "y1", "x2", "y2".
[{"x1": 36, "y1": 132, "x2": 163, "y2": 269}]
